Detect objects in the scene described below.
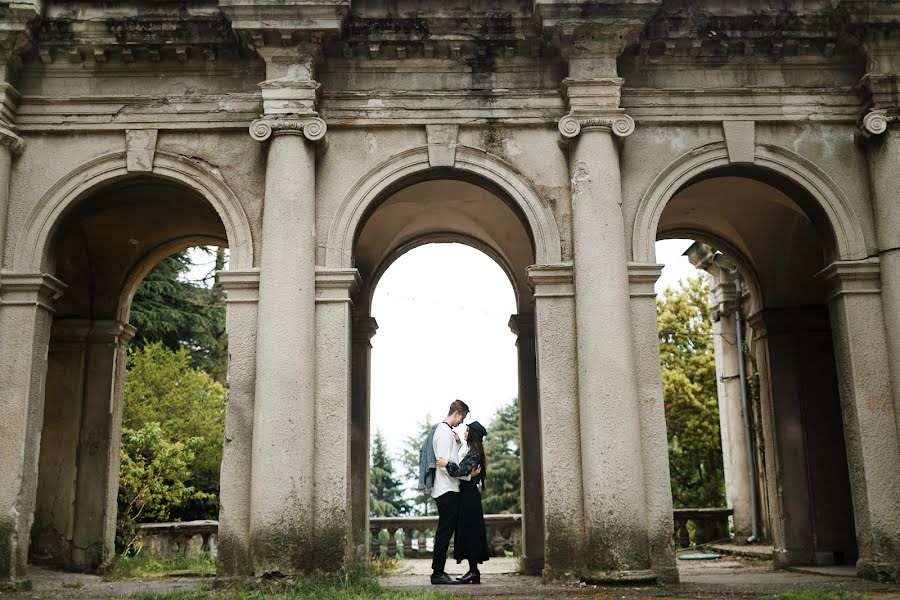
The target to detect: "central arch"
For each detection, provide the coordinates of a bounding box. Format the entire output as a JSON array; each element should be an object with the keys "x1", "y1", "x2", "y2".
[{"x1": 339, "y1": 147, "x2": 560, "y2": 576}]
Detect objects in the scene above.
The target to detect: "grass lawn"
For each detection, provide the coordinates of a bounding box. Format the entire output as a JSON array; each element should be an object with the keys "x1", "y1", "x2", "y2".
[{"x1": 103, "y1": 553, "x2": 217, "y2": 581}]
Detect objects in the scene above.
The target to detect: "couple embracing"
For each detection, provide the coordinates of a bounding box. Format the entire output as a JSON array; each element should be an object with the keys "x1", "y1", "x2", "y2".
[{"x1": 419, "y1": 400, "x2": 490, "y2": 585}]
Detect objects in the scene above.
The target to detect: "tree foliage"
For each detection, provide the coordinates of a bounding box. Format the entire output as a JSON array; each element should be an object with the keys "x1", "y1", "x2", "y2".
[
  {"x1": 370, "y1": 430, "x2": 410, "y2": 517},
  {"x1": 399, "y1": 417, "x2": 435, "y2": 516},
  {"x1": 481, "y1": 399, "x2": 521, "y2": 514},
  {"x1": 123, "y1": 343, "x2": 226, "y2": 521},
  {"x1": 657, "y1": 275, "x2": 726, "y2": 508},
  {"x1": 117, "y1": 422, "x2": 209, "y2": 552},
  {"x1": 129, "y1": 249, "x2": 227, "y2": 382}
]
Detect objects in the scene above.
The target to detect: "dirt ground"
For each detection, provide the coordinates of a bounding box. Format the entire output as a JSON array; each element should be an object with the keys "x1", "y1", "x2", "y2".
[{"x1": 2, "y1": 557, "x2": 898, "y2": 599}]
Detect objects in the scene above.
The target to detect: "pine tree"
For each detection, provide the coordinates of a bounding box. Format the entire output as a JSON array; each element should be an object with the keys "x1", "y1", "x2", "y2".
[
  {"x1": 400, "y1": 416, "x2": 435, "y2": 516},
  {"x1": 129, "y1": 249, "x2": 227, "y2": 383},
  {"x1": 657, "y1": 274, "x2": 726, "y2": 508},
  {"x1": 481, "y1": 399, "x2": 521, "y2": 514},
  {"x1": 370, "y1": 430, "x2": 409, "y2": 517}
]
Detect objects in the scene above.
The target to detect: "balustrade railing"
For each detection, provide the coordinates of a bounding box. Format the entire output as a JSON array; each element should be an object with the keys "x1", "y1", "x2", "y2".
[
  {"x1": 137, "y1": 520, "x2": 218, "y2": 557},
  {"x1": 369, "y1": 514, "x2": 521, "y2": 559},
  {"x1": 672, "y1": 507, "x2": 732, "y2": 549}
]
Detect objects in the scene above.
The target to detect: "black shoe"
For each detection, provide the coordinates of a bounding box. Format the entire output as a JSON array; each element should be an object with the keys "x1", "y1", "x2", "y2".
[
  {"x1": 454, "y1": 571, "x2": 481, "y2": 584},
  {"x1": 430, "y1": 572, "x2": 453, "y2": 585}
]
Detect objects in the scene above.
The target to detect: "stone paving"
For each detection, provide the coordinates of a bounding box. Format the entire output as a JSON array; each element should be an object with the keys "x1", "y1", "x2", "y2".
[{"x1": 4, "y1": 558, "x2": 900, "y2": 599}]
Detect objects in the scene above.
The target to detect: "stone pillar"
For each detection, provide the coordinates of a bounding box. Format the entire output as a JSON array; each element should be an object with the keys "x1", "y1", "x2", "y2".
[
  {"x1": 559, "y1": 102, "x2": 653, "y2": 581},
  {"x1": 0, "y1": 273, "x2": 65, "y2": 583},
  {"x1": 527, "y1": 264, "x2": 584, "y2": 580},
  {"x1": 819, "y1": 260, "x2": 900, "y2": 581},
  {"x1": 627, "y1": 263, "x2": 678, "y2": 583},
  {"x1": 71, "y1": 321, "x2": 135, "y2": 571},
  {"x1": 313, "y1": 268, "x2": 359, "y2": 570},
  {"x1": 861, "y1": 114, "x2": 900, "y2": 440},
  {"x1": 0, "y1": 130, "x2": 23, "y2": 278},
  {"x1": 217, "y1": 269, "x2": 259, "y2": 576},
  {"x1": 248, "y1": 113, "x2": 326, "y2": 575},
  {"x1": 350, "y1": 314, "x2": 377, "y2": 559},
  {"x1": 508, "y1": 313, "x2": 544, "y2": 576}
]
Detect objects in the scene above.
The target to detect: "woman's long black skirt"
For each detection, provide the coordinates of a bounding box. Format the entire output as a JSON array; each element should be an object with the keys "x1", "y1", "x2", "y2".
[{"x1": 454, "y1": 479, "x2": 490, "y2": 564}]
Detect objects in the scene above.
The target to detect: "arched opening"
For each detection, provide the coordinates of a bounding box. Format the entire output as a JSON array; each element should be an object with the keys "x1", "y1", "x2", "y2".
[
  {"x1": 349, "y1": 176, "x2": 546, "y2": 575},
  {"x1": 654, "y1": 172, "x2": 858, "y2": 569},
  {"x1": 29, "y1": 177, "x2": 232, "y2": 573}
]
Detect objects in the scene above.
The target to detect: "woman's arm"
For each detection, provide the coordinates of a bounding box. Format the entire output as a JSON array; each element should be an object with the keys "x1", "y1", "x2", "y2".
[{"x1": 444, "y1": 451, "x2": 480, "y2": 477}]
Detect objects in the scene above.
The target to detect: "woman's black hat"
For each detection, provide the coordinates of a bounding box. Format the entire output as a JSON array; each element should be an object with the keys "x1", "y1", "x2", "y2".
[{"x1": 467, "y1": 420, "x2": 488, "y2": 440}]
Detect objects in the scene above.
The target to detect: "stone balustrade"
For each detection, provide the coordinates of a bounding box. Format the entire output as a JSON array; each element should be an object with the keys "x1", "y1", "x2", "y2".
[
  {"x1": 369, "y1": 514, "x2": 522, "y2": 559},
  {"x1": 137, "y1": 520, "x2": 218, "y2": 557},
  {"x1": 133, "y1": 509, "x2": 730, "y2": 560},
  {"x1": 672, "y1": 508, "x2": 733, "y2": 549}
]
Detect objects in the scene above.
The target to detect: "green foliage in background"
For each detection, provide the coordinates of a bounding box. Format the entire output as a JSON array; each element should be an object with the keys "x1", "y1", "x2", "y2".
[
  {"x1": 123, "y1": 343, "x2": 226, "y2": 523},
  {"x1": 657, "y1": 275, "x2": 726, "y2": 508},
  {"x1": 117, "y1": 423, "x2": 208, "y2": 552},
  {"x1": 480, "y1": 399, "x2": 521, "y2": 514},
  {"x1": 399, "y1": 417, "x2": 435, "y2": 516},
  {"x1": 370, "y1": 430, "x2": 410, "y2": 517},
  {"x1": 129, "y1": 249, "x2": 227, "y2": 382}
]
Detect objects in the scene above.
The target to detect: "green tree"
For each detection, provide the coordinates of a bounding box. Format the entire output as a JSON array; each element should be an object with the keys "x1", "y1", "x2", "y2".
[
  {"x1": 481, "y1": 399, "x2": 521, "y2": 514},
  {"x1": 117, "y1": 422, "x2": 209, "y2": 552},
  {"x1": 123, "y1": 343, "x2": 226, "y2": 521},
  {"x1": 129, "y1": 249, "x2": 227, "y2": 382},
  {"x1": 370, "y1": 430, "x2": 409, "y2": 517},
  {"x1": 399, "y1": 416, "x2": 435, "y2": 516},
  {"x1": 657, "y1": 274, "x2": 726, "y2": 508}
]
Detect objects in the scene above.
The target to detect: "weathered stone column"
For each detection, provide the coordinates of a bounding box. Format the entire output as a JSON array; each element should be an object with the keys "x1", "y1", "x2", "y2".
[
  {"x1": 861, "y1": 109, "x2": 900, "y2": 440},
  {"x1": 34, "y1": 319, "x2": 135, "y2": 573},
  {"x1": 559, "y1": 83, "x2": 653, "y2": 581},
  {"x1": 527, "y1": 264, "x2": 584, "y2": 580},
  {"x1": 627, "y1": 263, "x2": 678, "y2": 583},
  {"x1": 0, "y1": 129, "x2": 23, "y2": 280},
  {"x1": 508, "y1": 313, "x2": 545, "y2": 576},
  {"x1": 685, "y1": 244, "x2": 755, "y2": 540},
  {"x1": 350, "y1": 314, "x2": 377, "y2": 558},
  {"x1": 0, "y1": 273, "x2": 65, "y2": 583},
  {"x1": 71, "y1": 321, "x2": 135, "y2": 571},
  {"x1": 313, "y1": 268, "x2": 359, "y2": 570},
  {"x1": 247, "y1": 108, "x2": 326, "y2": 574},
  {"x1": 819, "y1": 260, "x2": 900, "y2": 581},
  {"x1": 217, "y1": 270, "x2": 259, "y2": 576}
]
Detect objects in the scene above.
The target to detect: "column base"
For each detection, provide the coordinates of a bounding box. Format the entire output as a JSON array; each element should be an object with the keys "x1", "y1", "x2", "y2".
[
  {"x1": 653, "y1": 566, "x2": 680, "y2": 584},
  {"x1": 857, "y1": 559, "x2": 900, "y2": 583},
  {"x1": 522, "y1": 555, "x2": 545, "y2": 576},
  {"x1": 581, "y1": 568, "x2": 657, "y2": 585}
]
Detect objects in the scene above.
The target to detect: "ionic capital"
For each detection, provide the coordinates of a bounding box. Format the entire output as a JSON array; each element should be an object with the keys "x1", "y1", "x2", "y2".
[
  {"x1": 860, "y1": 109, "x2": 898, "y2": 137},
  {"x1": 249, "y1": 115, "x2": 327, "y2": 143},
  {"x1": 558, "y1": 113, "x2": 635, "y2": 140},
  {"x1": 0, "y1": 124, "x2": 24, "y2": 155}
]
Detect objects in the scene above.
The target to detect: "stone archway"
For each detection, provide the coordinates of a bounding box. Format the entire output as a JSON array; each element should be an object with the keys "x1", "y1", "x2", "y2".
[
  {"x1": 635, "y1": 146, "x2": 900, "y2": 579},
  {"x1": 332, "y1": 149, "x2": 563, "y2": 576},
  {"x1": 0, "y1": 154, "x2": 256, "y2": 578}
]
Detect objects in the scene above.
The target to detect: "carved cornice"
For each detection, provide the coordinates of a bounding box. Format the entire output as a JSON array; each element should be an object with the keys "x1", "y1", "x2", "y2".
[
  {"x1": 249, "y1": 114, "x2": 327, "y2": 143},
  {"x1": 558, "y1": 113, "x2": 635, "y2": 139}
]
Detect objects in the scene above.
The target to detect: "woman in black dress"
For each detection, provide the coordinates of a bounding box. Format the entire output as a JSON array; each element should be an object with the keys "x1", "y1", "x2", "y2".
[{"x1": 436, "y1": 420, "x2": 490, "y2": 584}]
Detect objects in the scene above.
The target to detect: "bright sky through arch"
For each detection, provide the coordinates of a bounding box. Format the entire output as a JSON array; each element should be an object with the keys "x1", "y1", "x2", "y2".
[{"x1": 368, "y1": 239, "x2": 702, "y2": 461}]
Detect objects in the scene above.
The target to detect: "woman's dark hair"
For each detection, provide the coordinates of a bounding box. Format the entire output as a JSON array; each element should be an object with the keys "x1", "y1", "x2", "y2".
[{"x1": 468, "y1": 428, "x2": 487, "y2": 487}]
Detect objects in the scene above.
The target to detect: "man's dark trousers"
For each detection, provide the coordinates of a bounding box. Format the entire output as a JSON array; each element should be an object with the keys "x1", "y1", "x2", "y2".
[{"x1": 431, "y1": 491, "x2": 460, "y2": 574}]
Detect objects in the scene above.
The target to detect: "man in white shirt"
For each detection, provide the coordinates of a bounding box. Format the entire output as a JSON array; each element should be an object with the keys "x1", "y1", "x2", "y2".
[{"x1": 430, "y1": 399, "x2": 469, "y2": 585}]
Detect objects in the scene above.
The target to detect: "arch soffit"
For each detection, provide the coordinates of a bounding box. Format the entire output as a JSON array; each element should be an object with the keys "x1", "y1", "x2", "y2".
[
  {"x1": 13, "y1": 151, "x2": 254, "y2": 273},
  {"x1": 632, "y1": 142, "x2": 868, "y2": 265},
  {"x1": 325, "y1": 146, "x2": 563, "y2": 270}
]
